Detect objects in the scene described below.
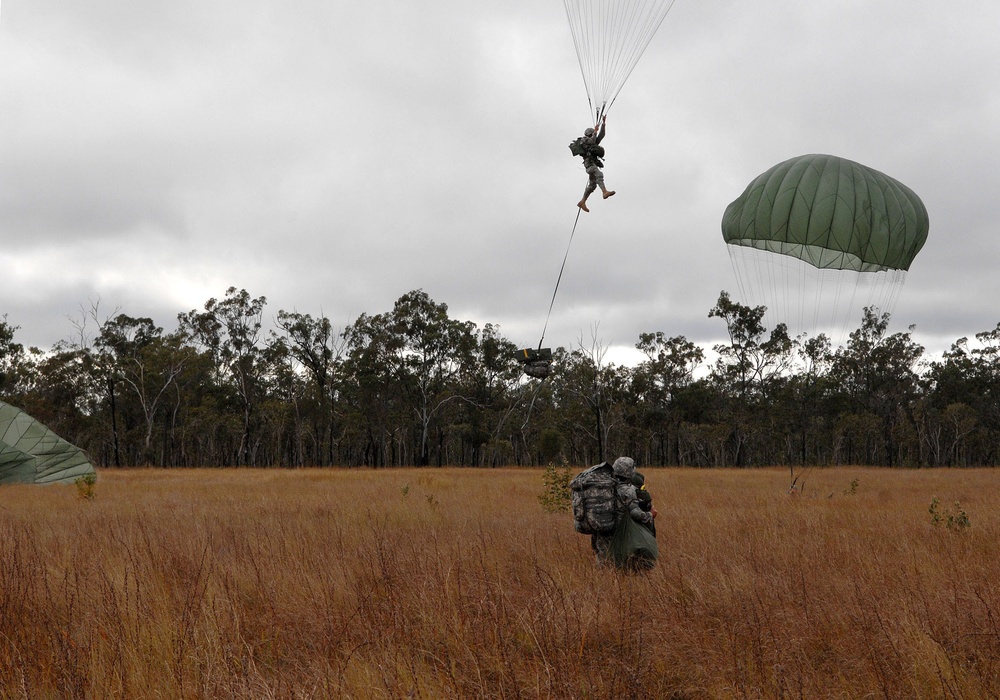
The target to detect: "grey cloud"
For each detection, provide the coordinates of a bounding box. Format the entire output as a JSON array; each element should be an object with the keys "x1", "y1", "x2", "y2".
[{"x1": 1, "y1": 0, "x2": 998, "y2": 362}]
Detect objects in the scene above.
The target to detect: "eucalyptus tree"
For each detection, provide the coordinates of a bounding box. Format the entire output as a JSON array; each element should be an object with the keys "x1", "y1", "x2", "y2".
[
  {"x1": 921, "y1": 323, "x2": 1000, "y2": 465},
  {"x1": 95, "y1": 314, "x2": 192, "y2": 465},
  {"x1": 0, "y1": 316, "x2": 25, "y2": 398},
  {"x1": 785, "y1": 333, "x2": 836, "y2": 465},
  {"x1": 708, "y1": 291, "x2": 794, "y2": 465},
  {"x1": 829, "y1": 308, "x2": 924, "y2": 465},
  {"x1": 548, "y1": 331, "x2": 631, "y2": 465},
  {"x1": 341, "y1": 290, "x2": 477, "y2": 465},
  {"x1": 341, "y1": 305, "x2": 406, "y2": 465},
  {"x1": 962, "y1": 323, "x2": 1000, "y2": 463},
  {"x1": 631, "y1": 332, "x2": 704, "y2": 465},
  {"x1": 273, "y1": 310, "x2": 345, "y2": 465},
  {"x1": 451, "y1": 322, "x2": 522, "y2": 466},
  {"x1": 389, "y1": 290, "x2": 478, "y2": 466},
  {"x1": 178, "y1": 287, "x2": 271, "y2": 465},
  {"x1": 709, "y1": 291, "x2": 794, "y2": 400},
  {"x1": 25, "y1": 304, "x2": 126, "y2": 463}
]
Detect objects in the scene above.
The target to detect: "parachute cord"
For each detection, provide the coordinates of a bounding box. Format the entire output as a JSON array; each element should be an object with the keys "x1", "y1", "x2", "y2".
[
  {"x1": 563, "y1": 0, "x2": 678, "y2": 121},
  {"x1": 538, "y1": 206, "x2": 583, "y2": 351}
]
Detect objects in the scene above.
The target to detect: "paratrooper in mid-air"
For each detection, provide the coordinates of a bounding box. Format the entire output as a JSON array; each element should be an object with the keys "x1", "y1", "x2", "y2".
[{"x1": 569, "y1": 116, "x2": 615, "y2": 212}]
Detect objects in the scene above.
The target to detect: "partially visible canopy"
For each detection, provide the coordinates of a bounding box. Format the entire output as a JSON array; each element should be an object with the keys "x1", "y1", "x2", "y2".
[
  {"x1": 0, "y1": 400, "x2": 95, "y2": 485},
  {"x1": 722, "y1": 154, "x2": 929, "y2": 273},
  {"x1": 563, "y1": 0, "x2": 678, "y2": 123}
]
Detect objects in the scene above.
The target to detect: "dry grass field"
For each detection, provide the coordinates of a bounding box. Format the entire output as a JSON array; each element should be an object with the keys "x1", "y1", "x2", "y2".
[{"x1": 2, "y1": 466, "x2": 999, "y2": 699}]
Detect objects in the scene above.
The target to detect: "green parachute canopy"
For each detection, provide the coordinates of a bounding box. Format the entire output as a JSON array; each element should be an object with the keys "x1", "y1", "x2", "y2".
[
  {"x1": 0, "y1": 400, "x2": 96, "y2": 485},
  {"x1": 722, "y1": 153, "x2": 929, "y2": 273},
  {"x1": 721, "y1": 154, "x2": 929, "y2": 340}
]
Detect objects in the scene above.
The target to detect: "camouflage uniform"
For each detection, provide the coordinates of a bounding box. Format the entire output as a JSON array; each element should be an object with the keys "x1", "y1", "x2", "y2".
[
  {"x1": 581, "y1": 123, "x2": 607, "y2": 198},
  {"x1": 590, "y1": 457, "x2": 653, "y2": 564},
  {"x1": 631, "y1": 470, "x2": 656, "y2": 537}
]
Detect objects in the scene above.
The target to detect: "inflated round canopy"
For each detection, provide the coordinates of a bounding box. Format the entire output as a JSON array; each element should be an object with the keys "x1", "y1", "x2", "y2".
[{"x1": 722, "y1": 154, "x2": 929, "y2": 273}]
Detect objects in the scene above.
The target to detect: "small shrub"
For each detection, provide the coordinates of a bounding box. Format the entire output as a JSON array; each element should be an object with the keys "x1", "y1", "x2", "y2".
[
  {"x1": 949, "y1": 502, "x2": 971, "y2": 530},
  {"x1": 929, "y1": 497, "x2": 971, "y2": 531},
  {"x1": 74, "y1": 473, "x2": 97, "y2": 501},
  {"x1": 538, "y1": 463, "x2": 572, "y2": 513},
  {"x1": 843, "y1": 478, "x2": 860, "y2": 496}
]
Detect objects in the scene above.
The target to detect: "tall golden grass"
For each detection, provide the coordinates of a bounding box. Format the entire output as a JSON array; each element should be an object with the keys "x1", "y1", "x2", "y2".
[{"x1": 1, "y1": 466, "x2": 998, "y2": 698}]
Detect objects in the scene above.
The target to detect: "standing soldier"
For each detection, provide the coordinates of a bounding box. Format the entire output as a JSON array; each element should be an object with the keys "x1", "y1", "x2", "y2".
[{"x1": 589, "y1": 457, "x2": 655, "y2": 564}]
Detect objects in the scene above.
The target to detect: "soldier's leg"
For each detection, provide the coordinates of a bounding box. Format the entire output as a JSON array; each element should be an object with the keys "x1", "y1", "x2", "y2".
[
  {"x1": 592, "y1": 534, "x2": 612, "y2": 566},
  {"x1": 578, "y1": 168, "x2": 599, "y2": 212},
  {"x1": 596, "y1": 168, "x2": 615, "y2": 199}
]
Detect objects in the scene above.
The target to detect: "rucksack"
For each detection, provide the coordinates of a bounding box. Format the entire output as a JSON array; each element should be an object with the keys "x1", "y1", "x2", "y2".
[
  {"x1": 516, "y1": 347, "x2": 553, "y2": 379},
  {"x1": 569, "y1": 138, "x2": 605, "y2": 166},
  {"x1": 570, "y1": 462, "x2": 619, "y2": 535}
]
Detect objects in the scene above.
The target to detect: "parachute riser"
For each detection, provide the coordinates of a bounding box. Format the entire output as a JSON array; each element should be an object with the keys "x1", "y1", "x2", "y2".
[{"x1": 593, "y1": 102, "x2": 610, "y2": 130}]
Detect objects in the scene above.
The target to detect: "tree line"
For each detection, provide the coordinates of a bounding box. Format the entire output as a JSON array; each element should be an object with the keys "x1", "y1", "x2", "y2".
[{"x1": 1, "y1": 287, "x2": 998, "y2": 469}]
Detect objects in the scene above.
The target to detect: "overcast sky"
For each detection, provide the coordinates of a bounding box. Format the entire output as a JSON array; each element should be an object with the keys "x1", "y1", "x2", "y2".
[{"x1": 2, "y1": 1, "x2": 998, "y2": 366}]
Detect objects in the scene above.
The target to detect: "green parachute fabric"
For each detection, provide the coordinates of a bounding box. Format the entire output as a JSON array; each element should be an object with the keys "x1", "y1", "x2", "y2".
[
  {"x1": 722, "y1": 154, "x2": 929, "y2": 273},
  {"x1": 0, "y1": 400, "x2": 96, "y2": 485},
  {"x1": 608, "y1": 514, "x2": 658, "y2": 571},
  {"x1": 721, "y1": 154, "x2": 930, "y2": 341}
]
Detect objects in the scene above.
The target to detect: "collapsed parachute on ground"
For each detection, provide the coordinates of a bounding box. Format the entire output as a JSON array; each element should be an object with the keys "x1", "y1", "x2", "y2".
[
  {"x1": 563, "y1": 0, "x2": 678, "y2": 122},
  {"x1": 0, "y1": 400, "x2": 96, "y2": 485},
  {"x1": 721, "y1": 153, "x2": 929, "y2": 341}
]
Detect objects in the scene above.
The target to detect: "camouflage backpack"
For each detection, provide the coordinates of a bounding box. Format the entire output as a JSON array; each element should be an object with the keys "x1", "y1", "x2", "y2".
[
  {"x1": 568, "y1": 137, "x2": 606, "y2": 160},
  {"x1": 570, "y1": 462, "x2": 619, "y2": 535}
]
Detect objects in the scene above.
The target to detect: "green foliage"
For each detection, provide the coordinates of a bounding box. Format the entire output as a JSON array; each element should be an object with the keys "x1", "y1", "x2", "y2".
[
  {"x1": 0, "y1": 315, "x2": 25, "y2": 396},
  {"x1": 401, "y1": 483, "x2": 410, "y2": 497},
  {"x1": 7, "y1": 287, "x2": 1000, "y2": 469},
  {"x1": 537, "y1": 429, "x2": 562, "y2": 464},
  {"x1": 538, "y1": 463, "x2": 572, "y2": 513},
  {"x1": 709, "y1": 290, "x2": 794, "y2": 400},
  {"x1": 74, "y1": 473, "x2": 97, "y2": 501},
  {"x1": 929, "y1": 497, "x2": 971, "y2": 531},
  {"x1": 178, "y1": 287, "x2": 270, "y2": 466},
  {"x1": 843, "y1": 478, "x2": 860, "y2": 496}
]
